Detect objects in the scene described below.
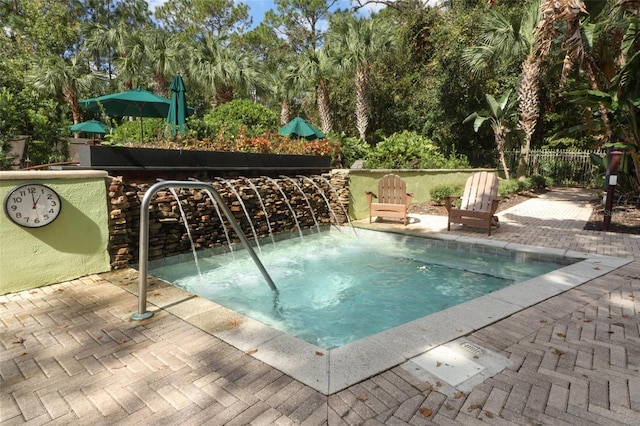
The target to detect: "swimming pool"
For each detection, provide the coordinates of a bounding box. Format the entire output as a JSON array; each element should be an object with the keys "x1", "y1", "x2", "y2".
[
  {"x1": 145, "y1": 229, "x2": 627, "y2": 394},
  {"x1": 151, "y1": 231, "x2": 564, "y2": 350}
]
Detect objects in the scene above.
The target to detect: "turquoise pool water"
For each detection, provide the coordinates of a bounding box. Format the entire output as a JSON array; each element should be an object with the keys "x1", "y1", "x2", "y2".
[{"x1": 151, "y1": 232, "x2": 564, "y2": 349}]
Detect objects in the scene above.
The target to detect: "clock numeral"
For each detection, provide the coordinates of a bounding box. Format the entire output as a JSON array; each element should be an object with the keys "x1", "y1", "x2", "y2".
[{"x1": 5, "y1": 183, "x2": 60, "y2": 228}]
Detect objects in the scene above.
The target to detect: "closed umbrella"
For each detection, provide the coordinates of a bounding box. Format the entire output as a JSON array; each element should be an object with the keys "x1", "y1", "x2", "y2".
[
  {"x1": 278, "y1": 117, "x2": 325, "y2": 140},
  {"x1": 80, "y1": 88, "x2": 171, "y2": 141},
  {"x1": 167, "y1": 75, "x2": 190, "y2": 136},
  {"x1": 70, "y1": 119, "x2": 111, "y2": 135}
]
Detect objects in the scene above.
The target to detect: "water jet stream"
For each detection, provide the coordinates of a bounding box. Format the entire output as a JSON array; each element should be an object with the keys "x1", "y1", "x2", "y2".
[
  {"x1": 263, "y1": 176, "x2": 304, "y2": 239},
  {"x1": 132, "y1": 180, "x2": 277, "y2": 321},
  {"x1": 280, "y1": 175, "x2": 321, "y2": 234}
]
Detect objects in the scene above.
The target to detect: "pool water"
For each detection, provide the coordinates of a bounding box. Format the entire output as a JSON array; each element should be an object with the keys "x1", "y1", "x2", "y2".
[{"x1": 151, "y1": 232, "x2": 563, "y2": 349}]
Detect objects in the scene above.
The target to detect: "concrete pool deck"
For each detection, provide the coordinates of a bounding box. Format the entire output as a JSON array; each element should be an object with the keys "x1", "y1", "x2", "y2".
[{"x1": 2, "y1": 187, "x2": 639, "y2": 424}]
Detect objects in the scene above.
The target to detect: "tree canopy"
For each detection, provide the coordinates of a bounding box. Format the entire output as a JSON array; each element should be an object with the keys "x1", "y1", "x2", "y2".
[{"x1": 2, "y1": 0, "x2": 638, "y2": 182}]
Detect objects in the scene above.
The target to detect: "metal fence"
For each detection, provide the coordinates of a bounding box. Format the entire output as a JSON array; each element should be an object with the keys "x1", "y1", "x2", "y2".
[{"x1": 503, "y1": 149, "x2": 606, "y2": 186}]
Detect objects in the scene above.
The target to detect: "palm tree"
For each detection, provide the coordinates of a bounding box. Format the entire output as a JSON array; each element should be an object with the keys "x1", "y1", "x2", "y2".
[
  {"x1": 82, "y1": 20, "x2": 144, "y2": 90},
  {"x1": 463, "y1": 1, "x2": 540, "y2": 177},
  {"x1": 464, "y1": 90, "x2": 516, "y2": 178},
  {"x1": 290, "y1": 48, "x2": 334, "y2": 134},
  {"x1": 27, "y1": 55, "x2": 107, "y2": 124},
  {"x1": 141, "y1": 28, "x2": 183, "y2": 97},
  {"x1": 265, "y1": 67, "x2": 301, "y2": 125},
  {"x1": 327, "y1": 16, "x2": 397, "y2": 141},
  {"x1": 466, "y1": 0, "x2": 603, "y2": 176},
  {"x1": 555, "y1": 1, "x2": 615, "y2": 142},
  {"x1": 188, "y1": 35, "x2": 260, "y2": 106},
  {"x1": 566, "y1": 2, "x2": 640, "y2": 187}
]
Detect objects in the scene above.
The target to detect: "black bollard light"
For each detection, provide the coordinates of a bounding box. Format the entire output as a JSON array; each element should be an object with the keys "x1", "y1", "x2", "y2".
[{"x1": 603, "y1": 150, "x2": 623, "y2": 231}]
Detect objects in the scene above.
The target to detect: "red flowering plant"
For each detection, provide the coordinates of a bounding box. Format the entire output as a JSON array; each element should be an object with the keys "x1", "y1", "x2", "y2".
[{"x1": 162, "y1": 127, "x2": 340, "y2": 161}]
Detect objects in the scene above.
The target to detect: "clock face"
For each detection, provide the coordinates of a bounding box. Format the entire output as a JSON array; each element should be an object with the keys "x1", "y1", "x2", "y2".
[{"x1": 3, "y1": 183, "x2": 62, "y2": 228}]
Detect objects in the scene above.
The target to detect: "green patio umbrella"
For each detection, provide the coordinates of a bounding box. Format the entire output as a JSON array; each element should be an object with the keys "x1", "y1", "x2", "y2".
[
  {"x1": 167, "y1": 75, "x2": 190, "y2": 136},
  {"x1": 278, "y1": 117, "x2": 325, "y2": 140},
  {"x1": 70, "y1": 119, "x2": 111, "y2": 135},
  {"x1": 80, "y1": 88, "x2": 171, "y2": 140}
]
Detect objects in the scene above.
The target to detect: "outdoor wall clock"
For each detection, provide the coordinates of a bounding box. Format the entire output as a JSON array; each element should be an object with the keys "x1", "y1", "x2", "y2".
[{"x1": 3, "y1": 183, "x2": 62, "y2": 228}]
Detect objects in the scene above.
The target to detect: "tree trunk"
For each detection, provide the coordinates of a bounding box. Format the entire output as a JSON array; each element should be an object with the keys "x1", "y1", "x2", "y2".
[
  {"x1": 215, "y1": 85, "x2": 234, "y2": 105},
  {"x1": 496, "y1": 126, "x2": 510, "y2": 179},
  {"x1": 280, "y1": 99, "x2": 290, "y2": 126},
  {"x1": 583, "y1": 61, "x2": 613, "y2": 144},
  {"x1": 63, "y1": 86, "x2": 82, "y2": 125},
  {"x1": 355, "y1": 64, "x2": 370, "y2": 141},
  {"x1": 154, "y1": 72, "x2": 168, "y2": 98},
  {"x1": 517, "y1": 56, "x2": 540, "y2": 177},
  {"x1": 514, "y1": 0, "x2": 559, "y2": 178},
  {"x1": 317, "y1": 79, "x2": 333, "y2": 134}
]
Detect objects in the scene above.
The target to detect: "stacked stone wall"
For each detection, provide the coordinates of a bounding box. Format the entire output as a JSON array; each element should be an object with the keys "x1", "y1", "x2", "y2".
[{"x1": 106, "y1": 170, "x2": 350, "y2": 270}]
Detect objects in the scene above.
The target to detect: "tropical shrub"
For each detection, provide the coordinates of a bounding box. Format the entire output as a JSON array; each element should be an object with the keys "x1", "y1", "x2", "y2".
[
  {"x1": 199, "y1": 99, "x2": 279, "y2": 140},
  {"x1": 107, "y1": 118, "x2": 167, "y2": 144},
  {"x1": 24, "y1": 98, "x2": 67, "y2": 165},
  {"x1": 335, "y1": 135, "x2": 371, "y2": 168},
  {"x1": 528, "y1": 174, "x2": 547, "y2": 190},
  {"x1": 498, "y1": 179, "x2": 529, "y2": 196},
  {"x1": 430, "y1": 183, "x2": 465, "y2": 204},
  {"x1": 0, "y1": 89, "x2": 20, "y2": 169},
  {"x1": 366, "y1": 131, "x2": 449, "y2": 169}
]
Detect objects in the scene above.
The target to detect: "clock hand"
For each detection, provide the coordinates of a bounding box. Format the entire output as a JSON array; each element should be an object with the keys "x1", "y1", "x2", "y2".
[{"x1": 32, "y1": 192, "x2": 37, "y2": 209}]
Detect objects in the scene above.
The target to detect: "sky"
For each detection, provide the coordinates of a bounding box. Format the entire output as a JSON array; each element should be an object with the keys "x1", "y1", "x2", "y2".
[{"x1": 146, "y1": 0, "x2": 358, "y2": 28}]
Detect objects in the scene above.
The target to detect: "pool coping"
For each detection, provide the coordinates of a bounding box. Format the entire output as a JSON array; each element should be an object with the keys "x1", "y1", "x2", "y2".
[{"x1": 136, "y1": 228, "x2": 632, "y2": 395}]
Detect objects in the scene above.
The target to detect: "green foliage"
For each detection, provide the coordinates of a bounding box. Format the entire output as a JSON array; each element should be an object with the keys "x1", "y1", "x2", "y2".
[
  {"x1": 334, "y1": 135, "x2": 371, "y2": 168},
  {"x1": 5, "y1": 0, "x2": 627, "y2": 167},
  {"x1": 528, "y1": 173, "x2": 547, "y2": 190},
  {"x1": 498, "y1": 178, "x2": 534, "y2": 196},
  {"x1": 430, "y1": 183, "x2": 464, "y2": 204},
  {"x1": 108, "y1": 118, "x2": 167, "y2": 145},
  {"x1": 441, "y1": 148, "x2": 471, "y2": 169},
  {"x1": 0, "y1": 89, "x2": 20, "y2": 169},
  {"x1": 0, "y1": 83, "x2": 69, "y2": 168},
  {"x1": 495, "y1": 175, "x2": 552, "y2": 195},
  {"x1": 25, "y1": 98, "x2": 68, "y2": 165},
  {"x1": 365, "y1": 131, "x2": 450, "y2": 169},
  {"x1": 432, "y1": 174, "x2": 548, "y2": 205},
  {"x1": 198, "y1": 99, "x2": 279, "y2": 140},
  {"x1": 590, "y1": 152, "x2": 637, "y2": 195}
]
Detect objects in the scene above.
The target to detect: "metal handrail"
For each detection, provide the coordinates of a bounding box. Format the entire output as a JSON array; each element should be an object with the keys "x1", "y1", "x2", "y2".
[{"x1": 131, "y1": 180, "x2": 277, "y2": 320}]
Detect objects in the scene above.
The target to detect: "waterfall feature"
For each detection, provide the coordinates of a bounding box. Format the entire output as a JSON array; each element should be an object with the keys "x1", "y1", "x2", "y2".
[
  {"x1": 280, "y1": 176, "x2": 321, "y2": 234},
  {"x1": 108, "y1": 172, "x2": 350, "y2": 279},
  {"x1": 217, "y1": 178, "x2": 263, "y2": 253},
  {"x1": 132, "y1": 180, "x2": 278, "y2": 321},
  {"x1": 168, "y1": 188, "x2": 202, "y2": 278},
  {"x1": 263, "y1": 176, "x2": 304, "y2": 239}
]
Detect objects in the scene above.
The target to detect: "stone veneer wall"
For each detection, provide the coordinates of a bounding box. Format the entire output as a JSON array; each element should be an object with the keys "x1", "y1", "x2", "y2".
[{"x1": 106, "y1": 170, "x2": 350, "y2": 270}]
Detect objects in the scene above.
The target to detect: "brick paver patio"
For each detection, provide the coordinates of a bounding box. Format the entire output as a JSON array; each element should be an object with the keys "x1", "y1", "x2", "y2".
[{"x1": 1, "y1": 187, "x2": 639, "y2": 425}]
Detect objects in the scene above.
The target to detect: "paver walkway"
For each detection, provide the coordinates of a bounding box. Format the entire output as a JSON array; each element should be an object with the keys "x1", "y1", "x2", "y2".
[{"x1": 1, "y1": 187, "x2": 639, "y2": 425}]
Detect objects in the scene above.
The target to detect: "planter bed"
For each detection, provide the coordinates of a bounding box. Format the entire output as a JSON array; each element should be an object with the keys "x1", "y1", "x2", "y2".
[{"x1": 79, "y1": 145, "x2": 332, "y2": 171}]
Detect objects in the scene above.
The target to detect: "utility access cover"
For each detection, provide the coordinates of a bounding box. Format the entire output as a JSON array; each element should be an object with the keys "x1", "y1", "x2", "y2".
[{"x1": 411, "y1": 345, "x2": 485, "y2": 387}]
